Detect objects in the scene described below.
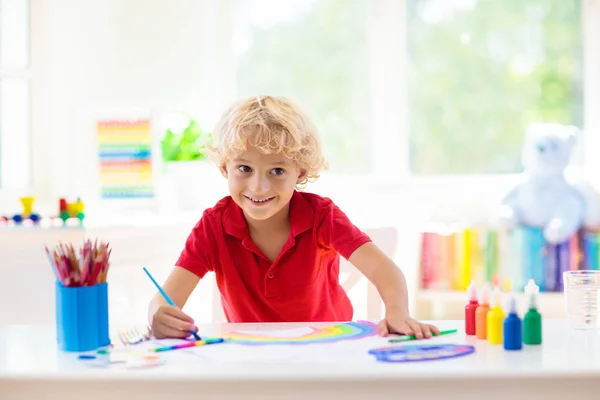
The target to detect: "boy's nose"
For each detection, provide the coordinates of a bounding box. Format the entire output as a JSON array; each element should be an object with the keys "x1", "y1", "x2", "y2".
[{"x1": 249, "y1": 174, "x2": 270, "y2": 193}]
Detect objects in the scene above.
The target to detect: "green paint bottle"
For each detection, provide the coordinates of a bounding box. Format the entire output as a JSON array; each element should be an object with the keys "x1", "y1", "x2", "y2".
[{"x1": 523, "y1": 279, "x2": 542, "y2": 345}]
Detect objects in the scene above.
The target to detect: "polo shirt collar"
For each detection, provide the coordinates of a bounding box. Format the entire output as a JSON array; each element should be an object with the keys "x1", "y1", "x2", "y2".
[
  {"x1": 222, "y1": 197, "x2": 248, "y2": 240},
  {"x1": 223, "y1": 190, "x2": 313, "y2": 240},
  {"x1": 289, "y1": 190, "x2": 313, "y2": 237}
]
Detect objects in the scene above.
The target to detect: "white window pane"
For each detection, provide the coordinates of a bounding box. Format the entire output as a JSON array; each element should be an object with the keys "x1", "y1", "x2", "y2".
[
  {"x1": 0, "y1": 0, "x2": 29, "y2": 69},
  {"x1": 407, "y1": 0, "x2": 583, "y2": 174},
  {"x1": 0, "y1": 78, "x2": 30, "y2": 188},
  {"x1": 233, "y1": 0, "x2": 370, "y2": 174}
]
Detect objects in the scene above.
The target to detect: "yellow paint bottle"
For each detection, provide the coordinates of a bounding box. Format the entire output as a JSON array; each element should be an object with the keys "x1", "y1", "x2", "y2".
[{"x1": 487, "y1": 286, "x2": 505, "y2": 345}]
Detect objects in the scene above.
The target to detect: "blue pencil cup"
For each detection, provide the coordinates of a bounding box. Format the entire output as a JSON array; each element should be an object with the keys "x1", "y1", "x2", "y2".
[
  {"x1": 96, "y1": 282, "x2": 110, "y2": 347},
  {"x1": 55, "y1": 281, "x2": 109, "y2": 352}
]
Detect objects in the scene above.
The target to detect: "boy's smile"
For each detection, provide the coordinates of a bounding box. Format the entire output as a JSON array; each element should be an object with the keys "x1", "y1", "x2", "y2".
[
  {"x1": 244, "y1": 195, "x2": 275, "y2": 207},
  {"x1": 244, "y1": 195, "x2": 274, "y2": 203},
  {"x1": 221, "y1": 145, "x2": 306, "y2": 224}
]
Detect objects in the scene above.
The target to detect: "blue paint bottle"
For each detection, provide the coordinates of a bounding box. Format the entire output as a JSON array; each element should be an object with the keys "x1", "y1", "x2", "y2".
[{"x1": 503, "y1": 294, "x2": 522, "y2": 351}]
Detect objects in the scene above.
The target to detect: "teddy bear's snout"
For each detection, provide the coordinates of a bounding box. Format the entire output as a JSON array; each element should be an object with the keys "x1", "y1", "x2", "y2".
[{"x1": 537, "y1": 144, "x2": 546, "y2": 153}]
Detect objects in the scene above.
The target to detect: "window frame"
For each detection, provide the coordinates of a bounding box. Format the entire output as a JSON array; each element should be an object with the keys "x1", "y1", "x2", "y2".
[{"x1": 0, "y1": 0, "x2": 32, "y2": 195}]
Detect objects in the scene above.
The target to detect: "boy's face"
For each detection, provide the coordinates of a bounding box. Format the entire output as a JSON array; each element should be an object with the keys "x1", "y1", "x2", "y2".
[{"x1": 220, "y1": 145, "x2": 307, "y2": 223}]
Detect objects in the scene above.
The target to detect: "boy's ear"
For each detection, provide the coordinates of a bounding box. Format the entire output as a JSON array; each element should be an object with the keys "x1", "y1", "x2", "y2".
[
  {"x1": 219, "y1": 165, "x2": 228, "y2": 178},
  {"x1": 296, "y1": 169, "x2": 308, "y2": 184}
]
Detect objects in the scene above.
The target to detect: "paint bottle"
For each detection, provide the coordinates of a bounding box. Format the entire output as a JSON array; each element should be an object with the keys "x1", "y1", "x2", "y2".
[
  {"x1": 475, "y1": 283, "x2": 491, "y2": 339},
  {"x1": 523, "y1": 279, "x2": 542, "y2": 345},
  {"x1": 465, "y1": 280, "x2": 478, "y2": 335},
  {"x1": 503, "y1": 294, "x2": 522, "y2": 350},
  {"x1": 487, "y1": 286, "x2": 505, "y2": 344}
]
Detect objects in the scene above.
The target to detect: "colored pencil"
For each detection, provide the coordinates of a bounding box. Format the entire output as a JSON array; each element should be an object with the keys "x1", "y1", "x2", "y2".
[
  {"x1": 45, "y1": 239, "x2": 111, "y2": 287},
  {"x1": 388, "y1": 329, "x2": 458, "y2": 343},
  {"x1": 142, "y1": 266, "x2": 202, "y2": 341},
  {"x1": 150, "y1": 337, "x2": 225, "y2": 352}
]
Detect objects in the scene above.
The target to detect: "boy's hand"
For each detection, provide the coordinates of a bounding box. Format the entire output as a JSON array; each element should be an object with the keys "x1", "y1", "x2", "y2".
[
  {"x1": 151, "y1": 305, "x2": 198, "y2": 339},
  {"x1": 377, "y1": 309, "x2": 440, "y2": 339}
]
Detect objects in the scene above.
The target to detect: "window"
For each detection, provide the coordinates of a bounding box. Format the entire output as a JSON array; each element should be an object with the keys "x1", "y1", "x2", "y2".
[
  {"x1": 227, "y1": 0, "x2": 587, "y2": 180},
  {"x1": 407, "y1": 0, "x2": 583, "y2": 175},
  {"x1": 0, "y1": 0, "x2": 31, "y2": 189},
  {"x1": 232, "y1": 0, "x2": 371, "y2": 175}
]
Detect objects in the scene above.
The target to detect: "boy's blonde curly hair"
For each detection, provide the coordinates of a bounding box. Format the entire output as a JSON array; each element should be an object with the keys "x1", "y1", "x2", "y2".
[{"x1": 210, "y1": 95, "x2": 328, "y2": 188}]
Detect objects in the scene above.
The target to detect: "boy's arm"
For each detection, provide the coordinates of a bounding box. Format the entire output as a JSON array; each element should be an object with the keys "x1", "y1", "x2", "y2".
[
  {"x1": 147, "y1": 266, "x2": 200, "y2": 324},
  {"x1": 348, "y1": 242, "x2": 439, "y2": 337},
  {"x1": 348, "y1": 242, "x2": 409, "y2": 315},
  {"x1": 315, "y1": 198, "x2": 438, "y2": 337},
  {"x1": 149, "y1": 208, "x2": 215, "y2": 323}
]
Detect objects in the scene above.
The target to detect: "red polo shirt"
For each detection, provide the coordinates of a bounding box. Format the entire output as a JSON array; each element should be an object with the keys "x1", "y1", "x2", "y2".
[{"x1": 176, "y1": 190, "x2": 371, "y2": 323}]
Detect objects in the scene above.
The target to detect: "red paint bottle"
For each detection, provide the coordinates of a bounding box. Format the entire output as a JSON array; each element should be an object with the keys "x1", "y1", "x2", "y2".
[{"x1": 465, "y1": 280, "x2": 479, "y2": 335}]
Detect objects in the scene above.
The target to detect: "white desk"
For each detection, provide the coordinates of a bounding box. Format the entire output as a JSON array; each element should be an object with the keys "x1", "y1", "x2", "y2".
[{"x1": 1, "y1": 320, "x2": 599, "y2": 400}]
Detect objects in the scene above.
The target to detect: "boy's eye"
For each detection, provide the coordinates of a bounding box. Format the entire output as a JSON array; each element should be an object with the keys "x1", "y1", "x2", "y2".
[
  {"x1": 237, "y1": 165, "x2": 252, "y2": 173},
  {"x1": 271, "y1": 168, "x2": 285, "y2": 175}
]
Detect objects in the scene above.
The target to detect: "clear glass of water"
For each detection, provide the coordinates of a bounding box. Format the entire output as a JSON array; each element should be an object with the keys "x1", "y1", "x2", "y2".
[{"x1": 563, "y1": 270, "x2": 600, "y2": 330}]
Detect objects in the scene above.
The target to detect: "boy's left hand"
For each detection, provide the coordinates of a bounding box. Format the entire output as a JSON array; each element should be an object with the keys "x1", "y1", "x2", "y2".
[{"x1": 377, "y1": 310, "x2": 440, "y2": 339}]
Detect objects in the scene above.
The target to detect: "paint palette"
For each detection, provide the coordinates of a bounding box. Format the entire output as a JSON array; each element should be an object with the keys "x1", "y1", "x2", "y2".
[
  {"x1": 368, "y1": 344, "x2": 475, "y2": 363},
  {"x1": 78, "y1": 349, "x2": 164, "y2": 369}
]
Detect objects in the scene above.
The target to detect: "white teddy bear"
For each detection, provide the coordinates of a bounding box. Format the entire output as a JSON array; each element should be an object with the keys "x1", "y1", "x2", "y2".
[{"x1": 492, "y1": 123, "x2": 600, "y2": 244}]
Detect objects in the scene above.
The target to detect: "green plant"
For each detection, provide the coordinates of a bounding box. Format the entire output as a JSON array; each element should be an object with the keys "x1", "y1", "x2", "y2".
[{"x1": 160, "y1": 118, "x2": 212, "y2": 162}]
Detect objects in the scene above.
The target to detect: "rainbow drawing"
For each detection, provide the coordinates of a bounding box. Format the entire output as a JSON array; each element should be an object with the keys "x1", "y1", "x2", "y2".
[
  {"x1": 220, "y1": 321, "x2": 378, "y2": 345},
  {"x1": 96, "y1": 119, "x2": 155, "y2": 199}
]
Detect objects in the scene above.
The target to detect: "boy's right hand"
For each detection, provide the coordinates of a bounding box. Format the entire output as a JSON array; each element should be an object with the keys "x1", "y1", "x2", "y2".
[{"x1": 151, "y1": 305, "x2": 198, "y2": 339}]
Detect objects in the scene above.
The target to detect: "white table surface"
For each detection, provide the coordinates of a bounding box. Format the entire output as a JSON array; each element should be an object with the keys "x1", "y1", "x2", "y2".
[{"x1": 1, "y1": 319, "x2": 599, "y2": 400}]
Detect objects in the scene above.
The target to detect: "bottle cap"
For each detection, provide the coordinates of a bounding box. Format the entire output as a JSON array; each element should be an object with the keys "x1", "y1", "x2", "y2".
[
  {"x1": 490, "y1": 286, "x2": 502, "y2": 308},
  {"x1": 479, "y1": 282, "x2": 492, "y2": 305},
  {"x1": 507, "y1": 294, "x2": 518, "y2": 315},
  {"x1": 524, "y1": 279, "x2": 539, "y2": 309},
  {"x1": 467, "y1": 280, "x2": 478, "y2": 302}
]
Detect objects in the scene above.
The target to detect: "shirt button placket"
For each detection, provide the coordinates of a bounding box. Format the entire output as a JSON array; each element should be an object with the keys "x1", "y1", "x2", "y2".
[{"x1": 265, "y1": 271, "x2": 278, "y2": 298}]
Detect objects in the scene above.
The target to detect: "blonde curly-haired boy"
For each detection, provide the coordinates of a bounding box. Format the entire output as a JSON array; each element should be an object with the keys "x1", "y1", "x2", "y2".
[{"x1": 149, "y1": 95, "x2": 439, "y2": 339}]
